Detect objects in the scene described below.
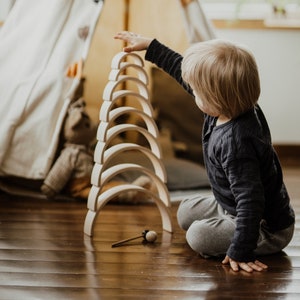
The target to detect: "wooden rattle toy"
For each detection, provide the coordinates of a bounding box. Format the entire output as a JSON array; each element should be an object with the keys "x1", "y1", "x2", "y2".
[{"x1": 112, "y1": 229, "x2": 157, "y2": 247}]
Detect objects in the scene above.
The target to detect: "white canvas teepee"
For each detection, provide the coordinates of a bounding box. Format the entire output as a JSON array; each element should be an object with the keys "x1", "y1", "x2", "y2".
[
  {"x1": 179, "y1": 0, "x2": 216, "y2": 42},
  {"x1": 0, "y1": 0, "x2": 103, "y2": 180}
]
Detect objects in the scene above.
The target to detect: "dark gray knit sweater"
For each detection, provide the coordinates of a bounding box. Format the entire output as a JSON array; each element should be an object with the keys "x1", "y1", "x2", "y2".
[{"x1": 145, "y1": 39, "x2": 295, "y2": 261}]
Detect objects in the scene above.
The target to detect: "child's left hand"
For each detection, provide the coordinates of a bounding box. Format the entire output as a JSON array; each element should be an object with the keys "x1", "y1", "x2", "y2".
[
  {"x1": 114, "y1": 31, "x2": 153, "y2": 53},
  {"x1": 222, "y1": 255, "x2": 268, "y2": 273}
]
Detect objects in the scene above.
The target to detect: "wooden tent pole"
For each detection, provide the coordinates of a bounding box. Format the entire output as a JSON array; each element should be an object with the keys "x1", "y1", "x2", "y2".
[
  {"x1": 119, "y1": 0, "x2": 130, "y2": 107},
  {"x1": 124, "y1": 0, "x2": 130, "y2": 34}
]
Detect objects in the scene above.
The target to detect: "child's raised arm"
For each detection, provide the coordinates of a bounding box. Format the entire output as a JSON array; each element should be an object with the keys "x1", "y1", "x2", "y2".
[{"x1": 114, "y1": 31, "x2": 153, "y2": 53}]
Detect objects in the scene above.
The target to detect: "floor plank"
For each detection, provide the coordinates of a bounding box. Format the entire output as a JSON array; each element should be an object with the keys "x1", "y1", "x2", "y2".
[{"x1": 0, "y1": 165, "x2": 300, "y2": 299}]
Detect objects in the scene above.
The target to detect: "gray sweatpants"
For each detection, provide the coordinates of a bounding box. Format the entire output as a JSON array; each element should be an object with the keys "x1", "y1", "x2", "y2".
[{"x1": 177, "y1": 194, "x2": 294, "y2": 259}]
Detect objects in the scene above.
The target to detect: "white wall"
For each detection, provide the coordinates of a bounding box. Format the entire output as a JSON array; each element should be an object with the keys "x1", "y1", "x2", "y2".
[
  {"x1": 202, "y1": 2, "x2": 300, "y2": 144},
  {"x1": 214, "y1": 27, "x2": 300, "y2": 144}
]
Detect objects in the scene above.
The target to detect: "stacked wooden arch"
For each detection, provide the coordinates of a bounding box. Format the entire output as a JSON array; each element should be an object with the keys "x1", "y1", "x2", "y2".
[{"x1": 84, "y1": 52, "x2": 173, "y2": 236}]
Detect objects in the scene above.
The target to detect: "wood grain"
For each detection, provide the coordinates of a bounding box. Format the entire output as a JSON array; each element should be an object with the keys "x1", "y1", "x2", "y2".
[{"x1": 0, "y1": 165, "x2": 299, "y2": 299}]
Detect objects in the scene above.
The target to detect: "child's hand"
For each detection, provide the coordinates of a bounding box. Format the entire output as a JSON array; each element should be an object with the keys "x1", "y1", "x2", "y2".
[
  {"x1": 114, "y1": 31, "x2": 153, "y2": 53},
  {"x1": 222, "y1": 255, "x2": 268, "y2": 273}
]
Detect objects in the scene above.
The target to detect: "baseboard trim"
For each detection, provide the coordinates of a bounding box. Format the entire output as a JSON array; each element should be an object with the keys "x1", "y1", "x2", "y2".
[{"x1": 273, "y1": 144, "x2": 300, "y2": 167}]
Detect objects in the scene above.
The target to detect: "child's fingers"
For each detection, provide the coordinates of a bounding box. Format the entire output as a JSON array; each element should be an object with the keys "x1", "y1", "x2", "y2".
[
  {"x1": 254, "y1": 260, "x2": 268, "y2": 269},
  {"x1": 123, "y1": 46, "x2": 134, "y2": 53}
]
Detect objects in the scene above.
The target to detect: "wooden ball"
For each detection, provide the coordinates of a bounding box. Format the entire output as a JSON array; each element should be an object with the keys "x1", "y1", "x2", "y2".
[{"x1": 145, "y1": 230, "x2": 157, "y2": 243}]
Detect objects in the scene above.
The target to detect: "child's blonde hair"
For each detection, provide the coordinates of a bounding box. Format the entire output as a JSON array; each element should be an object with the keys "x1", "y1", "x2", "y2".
[{"x1": 182, "y1": 39, "x2": 260, "y2": 119}]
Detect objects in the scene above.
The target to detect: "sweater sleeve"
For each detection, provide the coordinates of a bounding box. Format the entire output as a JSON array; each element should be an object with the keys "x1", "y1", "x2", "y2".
[
  {"x1": 145, "y1": 39, "x2": 193, "y2": 95},
  {"x1": 222, "y1": 143, "x2": 265, "y2": 262},
  {"x1": 227, "y1": 161, "x2": 265, "y2": 261}
]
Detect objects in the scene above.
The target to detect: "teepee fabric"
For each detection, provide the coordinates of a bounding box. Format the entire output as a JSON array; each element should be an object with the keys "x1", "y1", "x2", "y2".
[
  {"x1": 0, "y1": 0, "x2": 103, "y2": 179},
  {"x1": 179, "y1": 0, "x2": 216, "y2": 43}
]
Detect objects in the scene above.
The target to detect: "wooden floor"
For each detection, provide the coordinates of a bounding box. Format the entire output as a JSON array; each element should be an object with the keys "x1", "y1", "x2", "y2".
[{"x1": 0, "y1": 166, "x2": 300, "y2": 299}]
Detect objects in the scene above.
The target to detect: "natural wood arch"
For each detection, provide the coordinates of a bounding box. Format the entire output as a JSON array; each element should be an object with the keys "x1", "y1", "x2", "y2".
[
  {"x1": 96, "y1": 123, "x2": 160, "y2": 154},
  {"x1": 84, "y1": 184, "x2": 173, "y2": 236},
  {"x1": 110, "y1": 52, "x2": 144, "y2": 69},
  {"x1": 103, "y1": 77, "x2": 149, "y2": 100},
  {"x1": 99, "y1": 106, "x2": 158, "y2": 136},
  {"x1": 93, "y1": 143, "x2": 166, "y2": 181},
  {"x1": 108, "y1": 63, "x2": 148, "y2": 84},
  {"x1": 90, "y1": 162, "x2": 170, "y2": 207},
  {"x1": 100, "y1": 92, "x2": 153, "y2": 120}
]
